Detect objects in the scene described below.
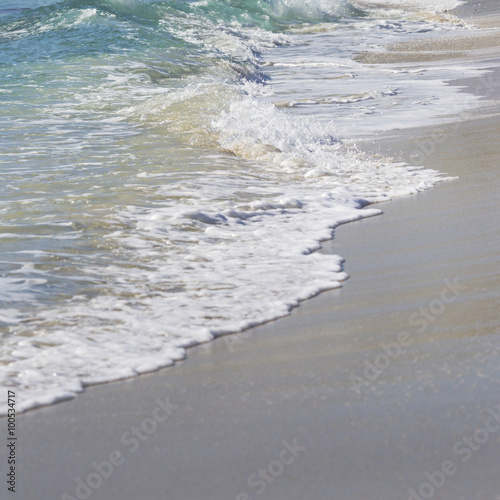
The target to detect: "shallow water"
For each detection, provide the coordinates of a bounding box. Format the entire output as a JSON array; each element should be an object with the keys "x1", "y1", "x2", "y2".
[{"x1": 0, "y1": 0, "x2": 493, "y2": 413}]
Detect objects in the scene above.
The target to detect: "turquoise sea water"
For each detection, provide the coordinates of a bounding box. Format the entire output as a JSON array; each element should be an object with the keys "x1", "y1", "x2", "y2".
[{"x1": 1, "y1": 0, "x2": 480, "y2": 412}]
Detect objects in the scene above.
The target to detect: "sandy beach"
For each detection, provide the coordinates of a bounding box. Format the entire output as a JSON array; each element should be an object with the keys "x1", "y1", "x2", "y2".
[{"x1": 7, "y1": 2, "x2": 500, "y2": 500}]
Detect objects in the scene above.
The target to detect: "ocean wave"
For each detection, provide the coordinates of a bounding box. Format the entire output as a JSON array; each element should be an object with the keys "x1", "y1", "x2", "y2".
[{"x1": 0, "y1": 0, "x2": 477, "y2": 413}]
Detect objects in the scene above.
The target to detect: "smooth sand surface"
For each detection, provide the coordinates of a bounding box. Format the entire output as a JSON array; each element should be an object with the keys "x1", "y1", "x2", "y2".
[
  {"x1": 455, "y1": 0, "x2": 500, "y2": 27},
  {"x1": 7, "y1": 3, "x2": 500, "y2": 500},
  {"x1": 357, "y1": 0, "x2": 500, "y2": 64}
]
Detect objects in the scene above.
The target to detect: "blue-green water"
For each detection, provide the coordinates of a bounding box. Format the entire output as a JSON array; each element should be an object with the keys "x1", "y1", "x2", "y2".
[{"x1": 1, "y1": 0, "x2": 472, "y2": 413}]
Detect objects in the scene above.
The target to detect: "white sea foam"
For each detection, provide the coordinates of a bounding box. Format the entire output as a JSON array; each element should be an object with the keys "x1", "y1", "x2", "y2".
[
  {"x1": 0, "y1": 78, "x2": 451, "y2": 413},
  {"x1": 0, "y1": 0, "x2": 490, "y2": 414}
]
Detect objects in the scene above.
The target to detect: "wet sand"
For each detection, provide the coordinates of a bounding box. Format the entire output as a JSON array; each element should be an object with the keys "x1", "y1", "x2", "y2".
[
  {"x1": 357, "y1": 1, "x2": 500, "y2": 64},
  {"x1": 8, "y1": 2, "x2": 500, "y2": 500}
]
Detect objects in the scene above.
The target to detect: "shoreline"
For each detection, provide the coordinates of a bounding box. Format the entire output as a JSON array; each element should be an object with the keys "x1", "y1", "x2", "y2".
[
  {"x1": 7, "y1": 2, "x2": 500, "y2": 499},
  {"x1": 454, "y1": 0, "x2": 500, "y2": 27},
  {"x1": 14, "y1": 112, "x2": 500, "y2": 500}
]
